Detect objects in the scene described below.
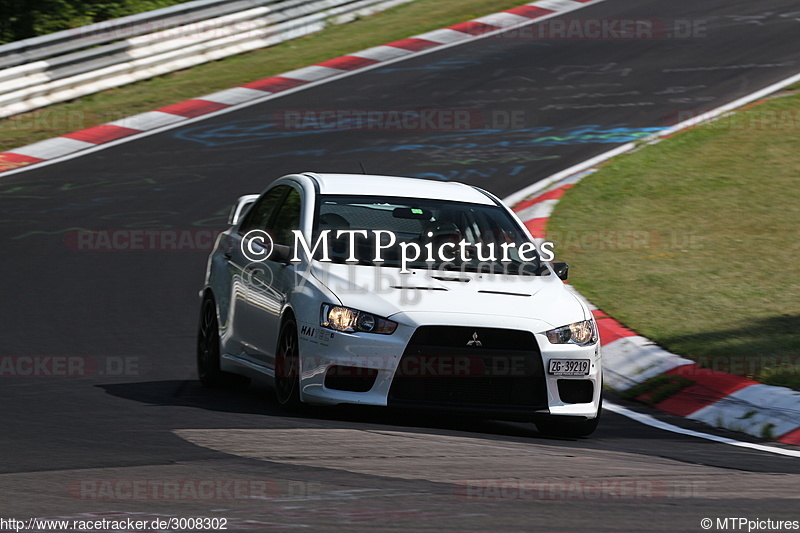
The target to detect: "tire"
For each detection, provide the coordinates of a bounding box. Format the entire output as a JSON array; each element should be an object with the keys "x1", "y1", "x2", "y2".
[
  {"x1": 536, "y1": 395, "x2": 602, "y2": 438},
  {"x1": 197, "y1": 296, "x2": 249, "y2": 388},
  {"x1": 275, "y1": 317, "x2": 302, "y2": 410}
]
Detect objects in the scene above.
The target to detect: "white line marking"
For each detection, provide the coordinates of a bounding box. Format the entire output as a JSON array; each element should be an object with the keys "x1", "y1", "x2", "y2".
[{"x1": 605, "y1": 401, "x2": 800, "y2": 458}]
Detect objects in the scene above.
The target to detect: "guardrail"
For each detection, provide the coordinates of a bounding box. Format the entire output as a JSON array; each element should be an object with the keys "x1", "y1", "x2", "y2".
[{"x1": 0, "y1": 0, "x2": 415, "y2": 119}]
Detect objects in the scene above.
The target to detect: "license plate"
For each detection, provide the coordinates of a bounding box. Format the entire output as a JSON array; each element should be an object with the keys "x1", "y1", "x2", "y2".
[{"x1": 548, "y1": 359, "x2": 590, "y2": 376}]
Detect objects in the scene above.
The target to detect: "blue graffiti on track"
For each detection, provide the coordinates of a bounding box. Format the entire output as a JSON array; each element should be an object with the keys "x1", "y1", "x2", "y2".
[
  {"x1": 413, "y1": 165, "x2": 530, "y2": 182},
  {"x1": 174, "y1": 119, "x2": 340, "y2": 147},
  {"x1": 174, "y1": 120, "x2": 665, "y2": 157}
]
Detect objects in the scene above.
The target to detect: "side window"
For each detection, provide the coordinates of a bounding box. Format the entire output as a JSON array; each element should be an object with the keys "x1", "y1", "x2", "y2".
[
  {"x1": 270, "y1": 188, "x2": 302, "y2": 246},
  {"x1": 239, "y1": 186, "x2": 288, "y2": 234}
]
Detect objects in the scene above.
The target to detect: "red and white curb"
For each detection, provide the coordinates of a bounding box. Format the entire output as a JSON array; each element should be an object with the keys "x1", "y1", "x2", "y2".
[
  {"x1": 0, "y1": 0, "x2": 601, "y2": 175},
  {"x1": 508, "y1": 84, "x2": 800, "y2": 445}
]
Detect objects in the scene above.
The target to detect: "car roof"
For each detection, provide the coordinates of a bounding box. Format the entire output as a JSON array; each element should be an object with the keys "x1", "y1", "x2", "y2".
[{"x1": 302, "y1": 173, "x2": 495, "y2": 205}]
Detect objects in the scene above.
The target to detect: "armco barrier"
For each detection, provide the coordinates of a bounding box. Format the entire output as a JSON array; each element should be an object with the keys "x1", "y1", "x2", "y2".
[
  {"x1": 0, "y1": 0, "x2": 416, "y2": 119},
  {"x1": 0, "y1": 0, "x2": 271, "y2": 69}
]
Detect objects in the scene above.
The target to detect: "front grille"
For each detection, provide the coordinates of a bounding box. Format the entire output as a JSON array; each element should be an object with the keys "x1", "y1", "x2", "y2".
[
  {"x1": 557, "y1": 379, "x2": 594, "y2": 404},
  {"x1": 389, "y1": 326, "x2": 547, "y2": 410}
]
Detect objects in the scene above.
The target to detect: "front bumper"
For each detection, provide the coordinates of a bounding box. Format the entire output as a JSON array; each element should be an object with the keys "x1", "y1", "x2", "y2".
[{"x1": 296, "y1": 314, "x2": 601, "y2": 420}]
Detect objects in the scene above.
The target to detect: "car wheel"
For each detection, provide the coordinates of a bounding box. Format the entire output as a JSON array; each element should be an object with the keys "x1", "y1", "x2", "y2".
[
  {"x1": 197, "y1": 296, "x2": 249, "y2": 388},
  {"x1": 535, "y1": 395, "x2": 602, "y2": 438},
  {"x1": 275, "y1": 317, "x2": 301, "y2": 410}
]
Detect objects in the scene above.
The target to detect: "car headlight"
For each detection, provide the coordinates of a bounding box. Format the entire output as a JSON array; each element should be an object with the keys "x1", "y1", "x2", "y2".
[
  {"x1": 545, "y1": 320, "x2": 597, "y2": 346},
  {"x1": 320, "y1": 303, "x2": 397, "y2": 335}
]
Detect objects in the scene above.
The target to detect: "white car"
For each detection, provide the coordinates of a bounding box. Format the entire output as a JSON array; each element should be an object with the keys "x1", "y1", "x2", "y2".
[{"x1": 198, "y1": 173, "x2": 602, "y2": 437}]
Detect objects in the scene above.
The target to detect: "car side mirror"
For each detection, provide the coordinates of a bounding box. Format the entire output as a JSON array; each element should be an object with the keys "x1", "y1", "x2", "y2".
[
  {"x1": 270, "y1": 244, "x2": 293, "y2": 265},
  {"x1": 228, "y1": 194, "x2": 260, "y2": 226},
  {"x1": 551, "y1": 261, "x2": 569, "y2": 280},
  {"x1": 534, "y1": 261, "x2": 569, "y2": 280}
]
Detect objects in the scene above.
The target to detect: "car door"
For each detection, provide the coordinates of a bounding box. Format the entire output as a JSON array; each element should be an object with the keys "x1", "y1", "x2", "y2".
[
  {"x1": 225, "y1": 185, "x2": 290, "y2": 363},
  {"x1": 242, "y1": 185, "x2": 303, "y2": 370}
]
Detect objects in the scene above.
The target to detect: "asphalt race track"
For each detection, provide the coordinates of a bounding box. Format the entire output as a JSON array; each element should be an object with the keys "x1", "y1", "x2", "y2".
[{"x1": 1, "y1": 0, "x2": 800, "y2": 530}]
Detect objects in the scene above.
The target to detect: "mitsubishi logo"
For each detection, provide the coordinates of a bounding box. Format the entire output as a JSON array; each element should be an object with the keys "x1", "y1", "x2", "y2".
[{"x1": 466, "y1": 332, "x2": 482, "y2": 347}]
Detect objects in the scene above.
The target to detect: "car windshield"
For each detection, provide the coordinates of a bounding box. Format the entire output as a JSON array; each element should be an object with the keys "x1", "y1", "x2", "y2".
[{"x1": 311, "y1": 195, "x2": 541, "y2": 275}]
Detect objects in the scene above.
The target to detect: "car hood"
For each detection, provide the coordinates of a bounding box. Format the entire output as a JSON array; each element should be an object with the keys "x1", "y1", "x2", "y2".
[{"x1": 309, "y1": 262, "x2": 586, "y2": 331}]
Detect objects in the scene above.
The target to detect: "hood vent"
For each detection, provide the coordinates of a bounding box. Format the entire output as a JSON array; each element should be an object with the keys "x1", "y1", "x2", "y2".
[
  {"x1": 390, "y1": 286, "x2": 448, "y2": 291},
  {"x1": 478, "y1": 290, "x2": 531, "y2": 297},
  {"x1": 431, "y1": 276, "x2": 470, "y2": 283}
]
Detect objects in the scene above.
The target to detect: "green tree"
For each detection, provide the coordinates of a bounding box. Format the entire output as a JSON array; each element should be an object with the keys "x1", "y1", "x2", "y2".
[{"x1": 0, "y1": 0, "x2": 193, "y2": 45}]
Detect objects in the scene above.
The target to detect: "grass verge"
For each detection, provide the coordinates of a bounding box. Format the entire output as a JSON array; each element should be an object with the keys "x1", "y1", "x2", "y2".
[
  {"x1": 548, "y1": 84, "x2": 800, "y2": 390},
  {"x1": 0, "y1": 0, "x2": 527, "y2": 153}
]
